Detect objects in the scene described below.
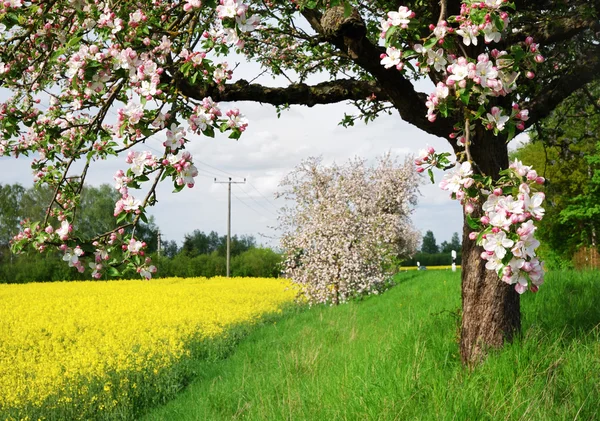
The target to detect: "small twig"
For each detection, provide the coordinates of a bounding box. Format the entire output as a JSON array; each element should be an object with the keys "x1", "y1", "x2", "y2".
[
  {"x1": 248, "y1": 69, "x2": 268, "y2": 84},
  {"x1": 582, "y1": 86, "x2": 600, "y2": 112},
  {"x1": 438, "y1": 0, "x2": 447, "y2": 23},
  {"x1": 464, "y1": 117, "x2": 473, "y2": 163},
  {"x1": 132, "y1": 167, "x2": 166, "y2": 230}
]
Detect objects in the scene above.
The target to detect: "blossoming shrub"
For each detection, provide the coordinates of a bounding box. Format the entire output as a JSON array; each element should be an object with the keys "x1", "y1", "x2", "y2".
[
  {"x1": 0, "y1": 277, "x2": 295, "y2": 420},
  {"x1": 278, "y1": 154, "x2": 420, "y2": 305}
]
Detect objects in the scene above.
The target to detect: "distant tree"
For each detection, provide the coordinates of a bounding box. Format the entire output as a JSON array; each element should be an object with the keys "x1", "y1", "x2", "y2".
[
  {"x1": 182, "y1": 230, "x2": 213, "y2": 256},
  {"x1": 181, "y1": 230, "x2": 256, "y2": 258},
  {"x1": 216, "y1": 234, "x2": 256, "y2": 258},
  {"x1": 134, "y1": 217, "x2": 159, "y2": 254},
  {"x1": 232, "y1": 248, "x2": 281, "y2": 278},
  {"x1": 441, "y1": 232, "x2": 462, "y2": 254},
  {"x1": 278, "y1": 154, "x2": 420, "y2": 305},
  {"x1": 0, "y1": 183, "x2": 25, "y2": 248},
  {"x1": 75, "y1": 185, "x2": 121, "y2": 238},
  {"x1": 161, "y1": 240, "x2": 179, "y2": 259},
  {"x1": 421, "y1": 231, "x2": 439, "y2": 254}
]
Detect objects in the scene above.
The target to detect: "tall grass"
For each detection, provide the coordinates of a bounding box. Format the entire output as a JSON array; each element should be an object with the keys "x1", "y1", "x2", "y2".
[{"x1": 143, "y1": 270, "x2": 600, "y2": 420}]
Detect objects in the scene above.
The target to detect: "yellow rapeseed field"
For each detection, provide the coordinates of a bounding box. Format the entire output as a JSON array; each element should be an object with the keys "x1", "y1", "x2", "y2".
[{"x1": 0, "y1": 277, "x2": 295, "y2": 420}]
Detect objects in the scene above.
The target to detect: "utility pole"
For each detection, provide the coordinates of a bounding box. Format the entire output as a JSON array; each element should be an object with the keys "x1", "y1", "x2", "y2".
[
  {"x1": 157, "y1": 230, "x2": 162, "y2": 257},
  {"x1": 214, "y1": 177, "x2": 246, "y2": 277}
]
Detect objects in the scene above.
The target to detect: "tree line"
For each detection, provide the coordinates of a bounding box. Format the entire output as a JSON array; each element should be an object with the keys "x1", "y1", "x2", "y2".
[
  {"x1": 402, "y1": 231, "x2": 463, "y2": 267},
  {"x1": 0, "y1": 184, "x2": 281, "y2": 282}
]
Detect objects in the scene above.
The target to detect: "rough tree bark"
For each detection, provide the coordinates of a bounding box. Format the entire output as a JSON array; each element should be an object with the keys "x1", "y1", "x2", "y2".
[{"x1": 459, "y1": 130, "x2": 520, "y2": 364}]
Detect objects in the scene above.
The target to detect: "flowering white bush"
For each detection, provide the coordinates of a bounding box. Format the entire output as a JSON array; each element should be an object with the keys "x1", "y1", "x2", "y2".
[{"x1": 278, "y1": 154, "x2": 420, "y2": 305}]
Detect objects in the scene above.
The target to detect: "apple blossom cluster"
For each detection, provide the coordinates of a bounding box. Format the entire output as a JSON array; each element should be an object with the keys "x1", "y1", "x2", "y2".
[
  {"x1": 278, "y1": 154, "x2": 420, "y2": 305},
  {"x1": 1, "y1": 0, "x2": 258, "y2": 279},
  {"x1": 383, "y1": 1, "x2": 547, "y2": 292},
  {"x1": 381, "y1": 1, "x2": 543, "y2": 140},
  {"x1": 436, "y1": 158, "x2": 546, "y2": 294}
]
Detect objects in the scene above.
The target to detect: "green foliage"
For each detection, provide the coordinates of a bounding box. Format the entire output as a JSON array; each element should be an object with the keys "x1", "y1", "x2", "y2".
[
  {"x1": 143, "y1": 270, "x2": 600, "y2": 420},
  {"x1": 420, "y1": 230, "x2": 439, "y2": 254},
  {"x1": 0, "y1": 250, "x2": 86, "y2": 283},
  {"x1": 0, "y1": 182, "x2": 161, "y2": 282},
  {"x1": 231, "y1": 248, "x2": 281, "y2": 278},
  {"x1": 440, "y1": 232, "x2": 461, "y2": 254},
  {"x1": 512, "y1": 82, "x2": 600, "y2": 261},
  {"x1": 150, "y1": 247, "x2": 282, "y2": 279},
  {"x1": 403, "y1": 251, "x2": 462, "y2": 267},
  {"x1": 0, "y1": 184, "x2": 25, "y2": 247},
  {"x1": 181, "y1": 230, "x2": 256, "y2": 258}
]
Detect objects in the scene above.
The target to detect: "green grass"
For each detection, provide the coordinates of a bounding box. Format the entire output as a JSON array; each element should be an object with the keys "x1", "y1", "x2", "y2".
[{"x1": 142, "y1": 271, "x2": 600, "y2": 420}]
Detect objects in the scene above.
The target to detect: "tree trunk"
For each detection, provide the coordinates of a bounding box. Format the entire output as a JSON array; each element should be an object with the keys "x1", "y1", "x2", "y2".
[{"x1": 459, "y1": 129, "x2": 521, "y2": 365}]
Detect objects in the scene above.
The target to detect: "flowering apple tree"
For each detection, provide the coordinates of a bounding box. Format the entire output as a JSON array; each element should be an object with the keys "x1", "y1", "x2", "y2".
[
  {"x1": 0, "y1": 0, "x2": 256, "y2": 278},
  {"x1": 1, "y1": 0, "x2": 598, "y2": 363},
  {"x1": 277, "y1": 154, "x2": 420, "y2": 305}
]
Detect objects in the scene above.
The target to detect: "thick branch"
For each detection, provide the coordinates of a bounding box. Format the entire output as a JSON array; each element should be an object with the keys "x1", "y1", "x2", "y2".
[
  {"x1": 177, "y1": 78, "x2": 388, "y2": 107},
  {"x1": 524, "y1": 45, "x2": 600, "y2": 127},
  {"x1": 302, "y1": 6, "x2": 454, "y2": 139},
  {"x1": 507, "y1": 14, "x2": 600, "y2": 45}
]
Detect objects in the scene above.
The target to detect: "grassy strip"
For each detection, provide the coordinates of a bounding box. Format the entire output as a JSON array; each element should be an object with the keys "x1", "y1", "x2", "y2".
[
  {"x1": 142, "y1": 270, "x2": 600, "y2": 420},
  {"x1": 400, "y1": 265, "x2": 461, "y2": 271}
]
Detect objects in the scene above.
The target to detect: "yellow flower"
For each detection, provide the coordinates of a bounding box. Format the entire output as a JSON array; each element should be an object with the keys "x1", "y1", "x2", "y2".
[{"x1": 0, "y1": 277, "x2": 295, "y2": 419}]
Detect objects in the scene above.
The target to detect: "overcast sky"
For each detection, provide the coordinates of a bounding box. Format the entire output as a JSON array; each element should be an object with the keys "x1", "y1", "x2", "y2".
[{"x1": 0, "y1": 53, "x2": 484, "y2": 250}]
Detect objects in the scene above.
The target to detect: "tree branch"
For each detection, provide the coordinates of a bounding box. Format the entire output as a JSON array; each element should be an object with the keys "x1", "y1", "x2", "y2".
[
  {"x1": 301, "y1": 6, "x2": 454, "y2": 138},
  {"x1": 507, "y1": 14, "x2": 600, "y2": 45},
  {"x1": 177, "y1": 78, "x2": 388, "y2": 107},
  {"x1": 523, "y1": 45, "x2": 600, "y2": 127}
]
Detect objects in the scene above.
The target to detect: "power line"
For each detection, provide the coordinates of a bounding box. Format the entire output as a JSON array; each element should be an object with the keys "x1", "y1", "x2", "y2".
[
  {"x1": 195, "y1": 159, "x2": 241, "y2": 178},
  {"x1": 231, "y1": 191, "x2": 273, "y2": 220},
  {"x1": 196, "y1": 167, "x2": 224, "y2": 178},
  {"x1": 237, "y1": 184, "x2": 278, "y2": 218},
  {"x1": 246, "y1": 181, "x2": 280, "y2": 212}
]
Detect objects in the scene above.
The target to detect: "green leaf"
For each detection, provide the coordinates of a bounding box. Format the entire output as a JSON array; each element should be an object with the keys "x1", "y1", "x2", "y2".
[
  {"x1": 466, "y1": 214, "x2": 481, "y2": 230},
  {"x1": 506, "y1": 123, "x2": 516, "y2": 142},
  {"x1": 474, "y1": 105, "x2": 487, "y2": 119},
  {"x1": 511, "y1": 45, "x2": 525, "y2": 62},
  {"x1": 423, "y1": 37, "x2": 437, "y2": 50},
  {"x1": 459, "y1": 90, "x2": 471, "y2": 106},
  {"x1": 427, "y1": 168, "x2": 435, "y2": 184},
  {"x1": 203, "y1": 126, "x2": 215, "y2": 138},
  {"x1": 476, "y1": 230, "x2": 486, "y2": 245},
  {"x1": 470, "y1": 9, "x2": 486, "y2": 25},
  {"x1": 117, "y1": 212, "x2": 128, "y2": 224},
  {"x1": 229, "y1": 130, "x2": 241, "y2": 140},
  {"x1": 492, "y1": 13, "x2": 504, "y2": 31},
  {"x1": 403, "y1": 61, "x2": 416, "y2": 73},
  {"x1": 343, "y1": 2, "x2": 352, "y2": 18},
  {"x1": 66, "y1": 35, "x2": 82, "y2": 48},
  {"x1": 385, "y1": 25, "x2": 398, "y2": 45},
  {"x1": 107, "y1": 267, "x2": 121, "y2": 277},
  {"x1": 439, "y1": 103, "x2": 449, "y2": 118}
]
